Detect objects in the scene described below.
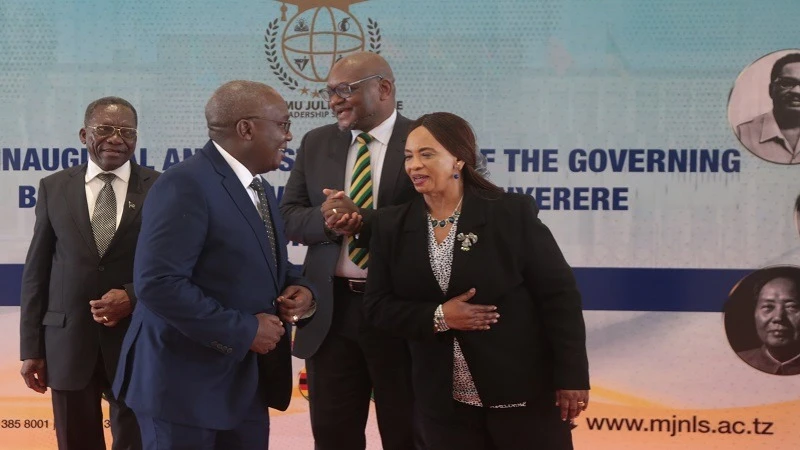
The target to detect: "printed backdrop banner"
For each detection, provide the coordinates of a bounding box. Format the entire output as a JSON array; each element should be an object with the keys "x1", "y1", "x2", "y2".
[{"x1": 1, "y1": 0, "x2": 799, "y2": 448}]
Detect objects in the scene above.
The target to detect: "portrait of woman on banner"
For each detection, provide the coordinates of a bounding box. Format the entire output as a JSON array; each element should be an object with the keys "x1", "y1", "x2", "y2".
[{"x1": 363, "y1": 112, "x2": 590, "y2": 449}]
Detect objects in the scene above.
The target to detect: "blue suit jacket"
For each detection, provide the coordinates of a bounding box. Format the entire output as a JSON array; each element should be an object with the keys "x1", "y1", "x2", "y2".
[{"x1": 113, "y1": 140, "x2": 308, "y2": 429}]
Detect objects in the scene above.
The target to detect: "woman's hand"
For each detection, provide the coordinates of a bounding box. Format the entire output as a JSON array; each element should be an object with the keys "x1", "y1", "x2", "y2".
[
  {"x1": 555, "y1": 389, "x2": 589, "y2": 421},
  {"x1": 441, "y1": 288, "x2": 499, "y2": 331}
]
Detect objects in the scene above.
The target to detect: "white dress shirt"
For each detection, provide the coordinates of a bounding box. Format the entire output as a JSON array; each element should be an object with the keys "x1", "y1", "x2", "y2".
[
  {"x1": 214, "y1": 141, "x2": 316, "y2": 318},
  {"x1": 334, "y1": 110, "x2": 398, "y2": 279},
  {"x1": 213, "y1": 141, "x2": 262, "y2": 216},
  {"x1": 85, "y1": 159, "x2": 131, "y2": 227}
]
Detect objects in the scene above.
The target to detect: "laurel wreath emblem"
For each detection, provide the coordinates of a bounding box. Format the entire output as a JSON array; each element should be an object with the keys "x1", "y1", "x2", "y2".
[
  {"x1": 263, "y1": 16, "x2": 383, "y2": 90},
  {"x1": 264, "y1": 19, "x2": 300, "y2": 90},
  {"x1": 367, "y1": 18, "x2": 381, "y2": 54}
]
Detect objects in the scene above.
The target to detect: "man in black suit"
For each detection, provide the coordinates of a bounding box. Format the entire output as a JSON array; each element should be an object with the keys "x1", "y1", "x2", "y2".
[
  {"x1": 280, "y1": 52, "x2": 419, "y2": 450},
  {"x1": 20, "y1": 96, "x2": 159, "y2": 450}
]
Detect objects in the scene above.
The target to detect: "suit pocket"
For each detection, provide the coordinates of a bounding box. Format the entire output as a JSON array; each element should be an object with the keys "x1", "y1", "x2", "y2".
[{"x1": 42, "y1": 311, "x2": 66, "y2": 327}]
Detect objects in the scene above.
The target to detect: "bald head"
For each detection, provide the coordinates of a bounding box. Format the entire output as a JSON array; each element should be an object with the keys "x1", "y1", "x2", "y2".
[
  {"x1": 204, "y1": 80, "x2": 292, "y2": 175},
  {"x1": 326, "y1": 52, "x2": 396, "y2": 131},
  {"x1": 205, "y1": 80, "x2": 283, "y2": 135},
  {"x1": 331, "y1": 52, "x2": 395, "y2": 84}
]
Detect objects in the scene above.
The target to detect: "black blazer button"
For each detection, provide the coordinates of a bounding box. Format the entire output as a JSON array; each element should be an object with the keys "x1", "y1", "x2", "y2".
[{"x1": 98, "y1": 266, "x2": 105, "y2": 272}]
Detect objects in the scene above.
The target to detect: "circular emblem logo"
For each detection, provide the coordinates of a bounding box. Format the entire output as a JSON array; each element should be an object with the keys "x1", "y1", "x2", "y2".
[
  {"x1": 283, "y1": 8, "x2": 365, "y2": 82},
  {"x1": 265, "y1": 2, "x2": 382, "y2": 91}
]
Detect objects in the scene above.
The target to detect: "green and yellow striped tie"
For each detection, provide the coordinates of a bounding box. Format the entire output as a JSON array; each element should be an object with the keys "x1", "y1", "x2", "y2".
[{"x1": 348, "y1": 132, "x2": 373, "y2": 268}]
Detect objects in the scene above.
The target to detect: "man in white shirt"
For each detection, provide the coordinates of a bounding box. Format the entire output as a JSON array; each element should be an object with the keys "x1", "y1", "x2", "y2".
[
  {"x1": 736, "y1": 53, "x2": 800, "y2": 164},
  {"x1": 281, "y1": 52, "x2": 422, "y2": 450},
  {"x1": 113, "y1": 81, "x2": 315, "y2": 449},
  {"x1": 20, "y1": 96, "x2": 159, "y2": 450}
]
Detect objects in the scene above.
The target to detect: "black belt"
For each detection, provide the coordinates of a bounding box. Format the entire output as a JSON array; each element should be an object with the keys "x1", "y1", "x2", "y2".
[{"x1": 334, "y1": 277, "x2": 366, "y2": 294}]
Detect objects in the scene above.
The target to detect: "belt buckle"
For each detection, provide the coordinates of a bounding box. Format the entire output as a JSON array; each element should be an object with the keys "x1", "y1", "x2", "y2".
[{"x1": 348, "y1": 279, "x2": 366, "y2": 294}]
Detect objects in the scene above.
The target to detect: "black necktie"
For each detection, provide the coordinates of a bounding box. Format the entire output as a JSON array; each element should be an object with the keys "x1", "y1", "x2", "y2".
[
  {"x1": 91, "y1": 173, "x2": 117, "y2": 257},
  {"x1": 249, "y1": 177, "x2": 278, "y2": 265}
]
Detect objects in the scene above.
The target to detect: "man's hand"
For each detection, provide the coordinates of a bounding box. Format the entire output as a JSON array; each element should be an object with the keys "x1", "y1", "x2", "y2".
[
  {"x1": 20, "y1": 359, "x2": 47, "y2": 394},
  {"x1": 440, "y1": 288, "x2": 499, "y2": 331},
  {"x1": 277, "y1": 285, "x2": 315, "y2": 324},
  {"x1": 250, "y1": 313, "x2": 285, "y2": 354},
  {"x1": 555, "y1": 389, "x2": 589, "y2": 421},
  {"x1": 90, "y1": 288, "x2": 133, "y2": 327},
  {"x1": 321, "y1": 189, "x2": 363, "y2": 236}
]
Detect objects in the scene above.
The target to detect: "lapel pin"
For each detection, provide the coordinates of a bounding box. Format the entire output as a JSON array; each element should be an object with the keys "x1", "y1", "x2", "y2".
[
  {"x1": 456, "y1": 232, "x2": 478, "y2": 252},
  {"x1": 128, "y1": 201, "x2": 136, "y2": 210}
]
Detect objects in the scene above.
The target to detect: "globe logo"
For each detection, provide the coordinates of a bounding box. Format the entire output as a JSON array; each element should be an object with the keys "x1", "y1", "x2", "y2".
[
  {"x1": 282, "y1": 7, "x2": 365, "y2": 83},
  {"x1": 264, "y1": 2, "x2": 381, "y2": 91}
]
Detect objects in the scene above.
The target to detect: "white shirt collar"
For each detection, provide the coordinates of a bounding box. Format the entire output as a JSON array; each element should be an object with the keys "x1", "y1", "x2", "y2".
[
  {"x1": 350, "y1": 109, "x2": 397, "y2": 146},
  {"x1": 759, "y1": 110, "x2": 782, "y2": 144},
  {"x1": 85, "y1": 159, "x2": 131, "y2": 183},
  {"x1": 212, "y1": 140, "x2": 258, "y2": 189}
]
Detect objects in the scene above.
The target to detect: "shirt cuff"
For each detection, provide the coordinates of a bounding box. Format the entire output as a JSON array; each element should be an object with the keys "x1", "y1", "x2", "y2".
[{"x1": 300, "y1": 300, "x2": 317, "y2": 320}]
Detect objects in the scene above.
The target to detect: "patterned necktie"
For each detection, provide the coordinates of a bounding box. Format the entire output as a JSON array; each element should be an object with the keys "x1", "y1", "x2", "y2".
[
  {"x1": 250, "y1": 177, "x2": 278, "y2": 266},
  {"x1": 91, "y1": 173, "x2": 117, "y2": 257},
  {"x1": 348, "y1": 132, "x2": 373, "y2": 269}
]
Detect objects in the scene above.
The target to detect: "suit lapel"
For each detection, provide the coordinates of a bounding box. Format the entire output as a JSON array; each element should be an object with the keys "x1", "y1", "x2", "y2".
[
  {"x1": 204, "y1": 142, "x2": 278, "y2": 286},
  {"x1": 64, "y1": 164, "x2": 98, "y2": 258},
  {"x1": 222, "y1": 175, "x2": 279, "y2": 284},
  {"x1": 445, "y1": 191, "x2": 488, "y2": 300},
  {"x1": 378, "y1": 115, "x2": 410, "y2": 207},
  {"x1": 104, "y1": 163, "x2": 148, "y2": 258},
  {"x1": 403, "y1": 196, "x2": 446, "y2": 300},
  {"x1": 261, "y1": 176, "x2": 286, "y2": 282},
  {"x1": 324, "y1": 130, "x2": 353, "y2": 192}
]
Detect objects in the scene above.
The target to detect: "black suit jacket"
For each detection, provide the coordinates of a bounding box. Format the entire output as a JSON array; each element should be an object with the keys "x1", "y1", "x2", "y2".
[
  {"x1": 20, "y1": 162, "x2": 159, "y2": 390},
  {"x1": 364, "y1": 191, "x2": 590, "y2": 418},
  {"x1": 280, "y1": 114, "x2": 417, "y2": 358}
]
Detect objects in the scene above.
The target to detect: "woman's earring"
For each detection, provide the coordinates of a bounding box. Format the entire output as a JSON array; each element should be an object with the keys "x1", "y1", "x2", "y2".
[{"x1": 453, "y1": 173, "x2": 460, "y2": 179}]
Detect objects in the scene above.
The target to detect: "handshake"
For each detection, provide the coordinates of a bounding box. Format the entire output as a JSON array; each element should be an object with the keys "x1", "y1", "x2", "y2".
[{"x1": 320, "y1": 188, "x2": 363, "y2": 236}]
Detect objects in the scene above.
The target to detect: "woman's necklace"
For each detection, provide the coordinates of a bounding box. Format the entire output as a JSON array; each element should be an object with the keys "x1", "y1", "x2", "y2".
[{"x1": 428, "y1": 196, "x2": 464, "y2": 228}]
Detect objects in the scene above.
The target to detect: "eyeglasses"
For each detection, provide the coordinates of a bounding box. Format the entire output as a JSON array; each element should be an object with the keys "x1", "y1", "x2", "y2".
[
  {"x1": 774, "y1": 77, "x2": 800, "y2": 90},
  {"x1": 318, "y1": 74, "x2": 384, "y2": 101},
  {"x1": 87, "y1": 125, "x2": 137, "y2": 140},
  {"x1": 244, "y1": 117, "x2": 292, "y2": 133}
]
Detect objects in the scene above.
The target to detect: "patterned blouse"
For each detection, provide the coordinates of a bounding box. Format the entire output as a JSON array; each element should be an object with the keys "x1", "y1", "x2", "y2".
[{"x1": 427, "y1": 214, "x2": 525, "y2": 409}]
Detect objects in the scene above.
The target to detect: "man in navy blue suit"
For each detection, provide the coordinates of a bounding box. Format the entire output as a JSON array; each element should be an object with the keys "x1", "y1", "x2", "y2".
[{"x1": 113, "y1": 80, "x2": 316, "y2": 449}]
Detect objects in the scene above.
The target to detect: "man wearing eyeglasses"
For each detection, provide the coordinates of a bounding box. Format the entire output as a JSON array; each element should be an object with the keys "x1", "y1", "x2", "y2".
[
  {"x1": 113, "y1": 80, "x2": 315, "y2": 449},
  {"x1": 280, "y1": 52, "x2": 422, "y2": 450},
  {"x1": 20, "y1": 96, "x2": 159, "y2": 450},
  {"x1": 737, "y1": 52, "x2": 800, "y2": 164}
]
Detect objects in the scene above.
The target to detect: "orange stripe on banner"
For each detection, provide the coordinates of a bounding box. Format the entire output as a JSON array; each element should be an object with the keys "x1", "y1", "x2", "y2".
[{"x1": 588, "y1": 386, "x2": 669, "y2": 408}]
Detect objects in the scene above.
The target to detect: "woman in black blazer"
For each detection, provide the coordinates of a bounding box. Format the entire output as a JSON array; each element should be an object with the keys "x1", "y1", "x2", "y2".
[{"x1": 364, "y1": 112, "x2": 590, "y2": 449}]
